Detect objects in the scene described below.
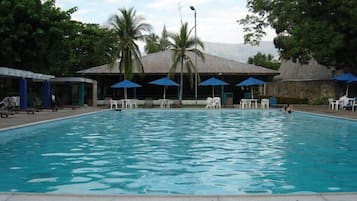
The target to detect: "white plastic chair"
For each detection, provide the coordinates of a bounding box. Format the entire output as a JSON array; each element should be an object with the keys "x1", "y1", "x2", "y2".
[
  {"x1": 328, "y1": 98, "x2": 335, "y2": 110},
  {"x1": 328, "y1": 98, "x2": 342, "y2": 110},
  {"x1": 125, "y1": 99, "x2": 137, "y2": 109},
  {"x1": 213, "y1": 97, "x2": 221, "y2": 109},
  {"x1": 132, "y1": 99, "x2": 138, "y2": 108},
  {"x1": 110, "y1": 99, "x2": 118, "y2": 109},
  {"x1": 159, "y1": 99, "x2": 167, "y2": 108},
  {"x1": 240, "y1": 99, "x2": 251, "y2": 109},
  {"x1": 261, "y1": 99, "x2": 269, "y2": 109},
  {"x1": 205, "y1": 97, "x2": 214, "y2": 109}
]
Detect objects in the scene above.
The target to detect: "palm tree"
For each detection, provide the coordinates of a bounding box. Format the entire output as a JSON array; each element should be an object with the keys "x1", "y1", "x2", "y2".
[
  {"x1": 108, "y1": 8, "x2": 151, "y2": 80},
  {"x1": 144, "y1": 26, "x2": 170, "y2": 54},
  {"x1": 168, "y1": 22, "x2": 204, "y2": 101},
  {"x1": 144, "y1": 33, "x2": 160, "y2": 54},
  {"x1": 159, "y1": 25, "x2": 170, "y2": 51}
]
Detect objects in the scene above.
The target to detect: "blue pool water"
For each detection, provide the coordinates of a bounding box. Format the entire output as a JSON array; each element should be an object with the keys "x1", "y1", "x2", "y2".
[{"x1": 0, "y1": 109, "x2": 357, "y2": 194}]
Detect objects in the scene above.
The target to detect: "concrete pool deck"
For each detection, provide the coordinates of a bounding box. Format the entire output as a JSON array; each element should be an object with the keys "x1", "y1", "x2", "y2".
[
  {"x1": 0, "y1": 105, "x2": 356, "y2": 200},
  {"x1": 1, "y1": 192, "x2": 357, "y2": 201},
  {"x1": 0, "y1": 105, "x2": 356, "y2": 130}
]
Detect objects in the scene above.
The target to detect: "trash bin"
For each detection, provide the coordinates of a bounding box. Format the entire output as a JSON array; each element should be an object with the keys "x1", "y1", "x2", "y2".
[{"x1": 223, "y1": 92, "x2": 233, "y2": 106}]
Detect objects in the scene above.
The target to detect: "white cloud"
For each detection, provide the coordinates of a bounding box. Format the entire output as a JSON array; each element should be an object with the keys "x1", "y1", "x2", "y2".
[
  {"x1": 104, "y1": 0, "x2": 132, "y2": 4},
  {"x1": 55, "y1": 0, "x2": 276, "y2": 44},
  {"x1": 147, "y1": 0, "x2": 182, "y2": 10},
  {"x1": 147, "y1": 0, "x2": 212, "y2": 10}
]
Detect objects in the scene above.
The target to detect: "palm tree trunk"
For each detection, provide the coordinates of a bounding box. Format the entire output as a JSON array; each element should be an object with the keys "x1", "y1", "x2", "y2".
[{"x1": 179, "y1": 56, "x2": 184, "y2": 101}]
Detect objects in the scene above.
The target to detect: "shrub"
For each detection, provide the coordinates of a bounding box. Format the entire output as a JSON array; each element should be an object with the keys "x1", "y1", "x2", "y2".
[{"x1": 309, "y1": 97, "x2": 329, "y2": 105}]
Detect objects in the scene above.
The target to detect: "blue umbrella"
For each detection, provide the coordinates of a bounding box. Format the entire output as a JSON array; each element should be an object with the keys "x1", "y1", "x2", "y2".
[
  {"x1": 111, "y1": 80, "x2": 142, "y2": 99},
  {"x1": 236, "y1": 77, "x2": 266, "y2": 99},
  {"x1": 199, "y1": 77, "x2": 229, "y2": 97},
  {"x1": 149, "y1": 77, "x2": 179, "y2": 99},
  {"x1": 331, "y1": 73, "x2": 356, "y2": 81},
  {"x1": 347, "y1": 77, "x2": 357, "y2": 84},
  {"x1": 332, "y1": 73, "x2": 357, "y2": 96},
  {"x1": 236, "y1": 77, "x2": 266, "y2": 86}
]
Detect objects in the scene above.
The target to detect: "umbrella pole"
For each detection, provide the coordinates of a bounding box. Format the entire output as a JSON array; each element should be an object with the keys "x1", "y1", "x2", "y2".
[
  {"x1": 124, "y1": 88, "x2": 127, "y2": 99},
  {"x1": 346, "y1": 85, "x2": 349, "y2": 97},
  {"x1": 251, "y1": 87, "x2": 254, "y2": 99},
  {"x1": 212, "y1": 86, "x2": 215, "y2": 97},
  {"x1": 163, "y1": 87, "x2": 166, "y2": 99}
]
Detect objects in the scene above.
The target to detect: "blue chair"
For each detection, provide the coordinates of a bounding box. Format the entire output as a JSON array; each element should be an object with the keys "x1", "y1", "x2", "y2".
[{"x1": 269, "y1": 97, "x2": 278, "y2": 107}]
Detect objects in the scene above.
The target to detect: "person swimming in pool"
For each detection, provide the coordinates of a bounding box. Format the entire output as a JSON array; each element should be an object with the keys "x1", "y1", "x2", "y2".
[{"x1": 284, "y1": 104, "x2": 293, "y2": 114}]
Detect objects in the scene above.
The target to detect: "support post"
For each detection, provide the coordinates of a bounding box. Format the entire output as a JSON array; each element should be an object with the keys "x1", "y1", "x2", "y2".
[
  {"x1": 92, "y1": 80, "x2": 97, "y2": 106},
  {"x1": 43, "y1": 80, "x2": 51, "y2": 108},
  {"x1": 19, "y1": 78, "x2": 27, "y2": 109},
  {"x1": 79, "y1": 83, "x2": 85, "y2": 106}
]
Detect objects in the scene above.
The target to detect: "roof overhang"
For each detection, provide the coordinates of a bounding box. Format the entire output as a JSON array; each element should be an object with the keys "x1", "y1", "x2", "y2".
[
  {"x1": 0, "y1": 67, "x2": 55, "y2": 80},
  {"x1": 50, "y1": 77, "x2": 95, "y2": 84}
]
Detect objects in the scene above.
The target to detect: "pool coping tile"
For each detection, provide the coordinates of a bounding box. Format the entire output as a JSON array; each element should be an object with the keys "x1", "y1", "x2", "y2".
[
  {"x1": 2, "y1": 193, "x2": 357, "y2": 201},
  {"x1": 0, "y1": 193, "x2": 12, "y2": 201}
]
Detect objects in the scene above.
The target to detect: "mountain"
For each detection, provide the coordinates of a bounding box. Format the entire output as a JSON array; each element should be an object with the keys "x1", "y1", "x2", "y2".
[{"x1": 203, "y1": 41, "x2": 278, "y2": 63}]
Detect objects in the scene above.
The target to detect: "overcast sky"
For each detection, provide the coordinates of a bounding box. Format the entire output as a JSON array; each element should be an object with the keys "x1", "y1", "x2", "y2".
[{"x1": 56, "y1": 0, "x2": 275, "y2": 44}]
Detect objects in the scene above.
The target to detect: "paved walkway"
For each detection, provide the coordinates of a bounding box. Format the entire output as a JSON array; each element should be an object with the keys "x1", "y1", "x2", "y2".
[
  {"x1": 0, "y1": 107, "x2": 103, "y2": 130},
  {"x1": 293, "y1": 104, "x2": 357, "y2": 120}
]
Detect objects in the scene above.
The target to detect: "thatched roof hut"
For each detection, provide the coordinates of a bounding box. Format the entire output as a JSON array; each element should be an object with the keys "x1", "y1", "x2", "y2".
[
  {"x1": 77, "y1": 50, "x2": 279, "y2": 76},
  {"x1": 274, "y1": 59, "x2": 334, "y2": 81}
]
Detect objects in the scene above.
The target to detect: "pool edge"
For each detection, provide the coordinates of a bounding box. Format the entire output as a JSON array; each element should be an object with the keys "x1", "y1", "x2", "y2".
[
  {"x1": 295, "y1": 110, "x2": 357, "y2": 122},
  {"x1": 0, "y1": 109, "x2": 109, "y2": 132},
  {"x1": 1, "y1": 192, "x2": 357, "y2": 201}
]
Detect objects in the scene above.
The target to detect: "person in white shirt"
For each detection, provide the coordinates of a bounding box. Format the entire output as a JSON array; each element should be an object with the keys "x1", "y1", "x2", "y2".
[
  {"x1": 51, "y1": 93, "x2": 57, "y2": 111},
  {"x1": 339, "y1": 95, "x2": 349, "y2": 107}
]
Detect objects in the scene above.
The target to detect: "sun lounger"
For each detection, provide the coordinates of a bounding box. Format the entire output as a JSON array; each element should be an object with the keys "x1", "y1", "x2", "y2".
[
  {"x1": 11, "y1": 108, "x2": 36, "y2": 114},
  {"x1": 0, "y1": 111, "x2": 14, "y2": 118}
]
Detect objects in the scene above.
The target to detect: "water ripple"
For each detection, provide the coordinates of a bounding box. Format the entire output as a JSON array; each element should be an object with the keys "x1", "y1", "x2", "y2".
[{"x1": 0, "y1": 110, "x2": 356, "y2": 194}]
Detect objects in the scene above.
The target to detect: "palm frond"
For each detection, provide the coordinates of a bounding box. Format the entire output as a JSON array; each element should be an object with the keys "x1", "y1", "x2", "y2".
[{"x1": 107, "y1": 7, "x2": 150, "y2": 80}]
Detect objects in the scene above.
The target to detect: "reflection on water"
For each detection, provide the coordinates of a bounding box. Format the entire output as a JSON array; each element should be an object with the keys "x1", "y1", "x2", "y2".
[{"x1": 0, "y1": 109, "x2": 356, "y2": 194}]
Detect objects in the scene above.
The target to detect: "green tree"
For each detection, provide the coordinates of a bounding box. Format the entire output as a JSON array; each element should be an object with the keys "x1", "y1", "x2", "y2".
[
  {"x1": 248, "y1": 52, "x2": 280, "y2": 70},
  {"x1": 168, "y1": 22, "x2": 204, "y2": 101},
  {"x1": 67, "y1": 22, "x2": 116, "y2": 74},
  {"x1": 239, "y1": 0, "x2": 357, "y2": 70},
  {"x1": 108, "y1": 8, "x2": 151, "y2": 80},
  {"x1": 144, "y1": 33, "x2": 160, "y2": 54},
  {"x1": 159, "y1": 25, "x2": 170, "y2": 51},
  {"x1": 144, "y1": 26, "x2": 170, "y2": 54},
  {"x1": 0, "y1": 0, "x2": 115, "y2": 75},
  {"x1": 0, "y1": 0, "x2": 76, "y2": 73}
]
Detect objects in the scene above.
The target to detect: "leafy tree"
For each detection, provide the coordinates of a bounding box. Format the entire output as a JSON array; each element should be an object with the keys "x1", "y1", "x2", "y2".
[
  {"x1": 0, "y1": 0, "x2": 115, "y2": 75},
  {"x1": 144, "y1": 26, "x2": 170, "y2": 54},
  {"x1": 168, "y1": 22, "x2": 204, "y2": 101},
  {"x1": 108, "y1": 8, "x2": 151, "y2": 80},
  {"x1": 67, "y1": 22, "x2": 116, "y2": 74},
  {"x1": 159, "y1": 25, "x2": 170, "y2": 51},
  {"x1": 239, "y1": 0, "x2": 357, "y2": 70},
  {"x1": 144, "y1": 33, "x2": 160, "y2": 54},
  {"x1": 0, "y1": 0, "x2": 75, "y2": 73},
  {"x1": 248, "y1": 52, "x2": 280, "y2": 70}
]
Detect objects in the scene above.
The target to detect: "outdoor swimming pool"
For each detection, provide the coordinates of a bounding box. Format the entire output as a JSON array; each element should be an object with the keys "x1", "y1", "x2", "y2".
[{"x1": 0, "y1": 109, "x2": 356, "y2": 194}]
